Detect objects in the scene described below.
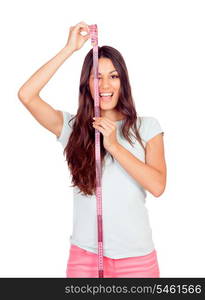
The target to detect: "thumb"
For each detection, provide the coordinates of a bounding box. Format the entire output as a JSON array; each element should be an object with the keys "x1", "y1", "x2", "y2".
[{"x1": 84, "y1": 33, "x2": 90, "y2": 40}]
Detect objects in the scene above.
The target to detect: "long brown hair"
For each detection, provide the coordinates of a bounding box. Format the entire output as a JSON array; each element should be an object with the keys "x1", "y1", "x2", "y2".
[{"x1": 64, "y1": 46, "x2": 145, "y2": 196}]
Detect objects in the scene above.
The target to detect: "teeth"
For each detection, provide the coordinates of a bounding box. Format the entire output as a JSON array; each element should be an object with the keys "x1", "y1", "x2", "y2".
[{"x1": 100, "y1": 93, "x2": 113, "y2": 97}]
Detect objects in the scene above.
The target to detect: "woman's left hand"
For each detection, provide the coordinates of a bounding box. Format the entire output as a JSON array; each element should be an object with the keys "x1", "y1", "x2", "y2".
[{"x1": 92, "y1": 117, "x2": 119, "y2": 151}]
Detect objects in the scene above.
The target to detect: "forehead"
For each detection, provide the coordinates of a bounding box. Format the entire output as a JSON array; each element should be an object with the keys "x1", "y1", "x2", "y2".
[{"x1": 90, "y1": 57, "x2": 117, "y2": 74}]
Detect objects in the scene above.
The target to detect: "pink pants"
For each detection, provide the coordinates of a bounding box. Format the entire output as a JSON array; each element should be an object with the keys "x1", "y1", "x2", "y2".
[{"x1": 66, "y1": 244, "x2": 160, "y2": 278}]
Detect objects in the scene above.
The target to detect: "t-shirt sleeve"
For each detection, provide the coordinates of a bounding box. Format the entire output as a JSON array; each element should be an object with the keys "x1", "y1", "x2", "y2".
[
  {"x1": 56, "y1": 111, "x2": 74, "y2": 149},
  {"x1": 141, "y1": 116, "x2": 164, "y2": 143}
]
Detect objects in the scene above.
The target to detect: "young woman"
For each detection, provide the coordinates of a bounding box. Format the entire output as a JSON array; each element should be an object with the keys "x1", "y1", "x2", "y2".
[{"x1": 18, "y1": 21, "x2": 167, "y2": 278}]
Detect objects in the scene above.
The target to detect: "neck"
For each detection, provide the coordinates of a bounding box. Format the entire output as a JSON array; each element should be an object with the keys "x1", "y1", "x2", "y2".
[{"x1": 100, "y1": 110, "x2": 125, "y2": 122}]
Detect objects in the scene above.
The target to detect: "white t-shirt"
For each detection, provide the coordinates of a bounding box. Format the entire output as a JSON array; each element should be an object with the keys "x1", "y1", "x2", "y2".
[{"x1": 56, "y1": 111, "x2": 164, "y2": 259}]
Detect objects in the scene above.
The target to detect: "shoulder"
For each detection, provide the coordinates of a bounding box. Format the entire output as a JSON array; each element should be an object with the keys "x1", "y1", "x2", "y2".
[
  {"x1": 137, "y1": 116, "x2": 164, "y2": 144},
  {"x1": 138, "y1": 116, "x2": 160, "y2": 126}
]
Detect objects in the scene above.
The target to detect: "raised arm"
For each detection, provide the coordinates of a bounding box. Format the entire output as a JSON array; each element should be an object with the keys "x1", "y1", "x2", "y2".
[{"x1": 17, "y1": 21, "x2": 90, "y2": 137}]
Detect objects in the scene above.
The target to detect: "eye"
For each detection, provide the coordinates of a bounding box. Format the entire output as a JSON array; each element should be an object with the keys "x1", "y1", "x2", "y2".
[{"x1": 97, "y1": 75, "x2": 119, "y2": 79}]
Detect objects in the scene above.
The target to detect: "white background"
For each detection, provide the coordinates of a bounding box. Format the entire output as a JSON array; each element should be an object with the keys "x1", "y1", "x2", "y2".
[{"x1": 0, "y1": 0, "x2": 205, "y2": 277}]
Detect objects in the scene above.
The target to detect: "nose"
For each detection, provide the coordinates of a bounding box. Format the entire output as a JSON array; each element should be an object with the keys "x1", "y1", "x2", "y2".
[{"x1": 99, "y1": 77, "x2": 111, "y2": 89}]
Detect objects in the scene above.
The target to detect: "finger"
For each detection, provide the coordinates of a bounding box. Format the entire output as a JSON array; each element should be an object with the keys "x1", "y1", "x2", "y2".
[
  {"x1": 103, "y1": 118, "x2": 116, "y2": 127},
  {"x1": 95, "y1": 118, "x2": 115, "y2": 129},
  {"x1": 93, "y1": 121, "x2": 107, "y2": 131},
  {"x1": 78, "y1": 21, "x2": 88, "y2": 25},
  {"x1": 93, "y1": 124, "x2": 106, "y2": 135},
  {"x1": 94, "y1": 117, "x2": 116, "y2": 126},
  {"x1": 83, "y1": 33, "x2": 90, "y2": 40},
  {"x1": 76, "y1": 22, "x2": 89, "y2": 32},
  {"x1": 94, "y1": 119, "x2": 111, "y2": 130},
  {"x1": 75, "y1": 25, "x2": 88, "y2": 32}
]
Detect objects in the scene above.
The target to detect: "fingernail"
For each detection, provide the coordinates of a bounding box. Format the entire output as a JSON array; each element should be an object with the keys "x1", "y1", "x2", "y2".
[{"x1": 93, "y1": 117, "x2": 95, "y2": 119}]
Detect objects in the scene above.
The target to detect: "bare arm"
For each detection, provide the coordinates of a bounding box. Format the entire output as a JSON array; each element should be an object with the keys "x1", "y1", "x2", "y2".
[
  {"x1": 18, "y1": 46, "x2": 74, "y2": 100},
  {"x1": 17, "y1": 21, "x2": 90, "y2": 137},
  {"x1": 17, "y1": 46, "x2": 74, "y2": 137}
]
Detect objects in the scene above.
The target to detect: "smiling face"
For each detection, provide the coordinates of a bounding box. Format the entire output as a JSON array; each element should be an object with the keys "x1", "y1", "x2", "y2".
[{"x1": 88, "y1": 57, "x2": 121, "y2": 112}]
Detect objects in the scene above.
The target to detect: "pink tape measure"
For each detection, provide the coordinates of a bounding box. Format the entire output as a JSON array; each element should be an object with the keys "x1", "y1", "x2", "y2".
[{"x1": 88, "y1": 24, "x2": 104, "y2": 278}]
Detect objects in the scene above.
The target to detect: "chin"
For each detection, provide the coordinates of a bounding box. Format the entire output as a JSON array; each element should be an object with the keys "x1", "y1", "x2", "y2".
[
  {"x1": 99, "y1": 103, "x2": 117, "y2": 110},
  {"x1": 99, "y1": 98, "x2": 118, "y2": 108}
]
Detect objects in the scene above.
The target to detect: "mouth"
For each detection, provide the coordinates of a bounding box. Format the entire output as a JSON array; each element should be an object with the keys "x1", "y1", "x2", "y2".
[{"x1": 99, "y1": 92, "x2": 114, "y2": 102}]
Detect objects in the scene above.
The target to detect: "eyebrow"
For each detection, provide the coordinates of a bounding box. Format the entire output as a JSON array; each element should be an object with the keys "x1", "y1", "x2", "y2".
[
  {"x1": 91, "y1": 70, "x2": 118, "y2": 75},
  {"x1": 98, "y1": 70, "x2": 118, "y2": 75}
]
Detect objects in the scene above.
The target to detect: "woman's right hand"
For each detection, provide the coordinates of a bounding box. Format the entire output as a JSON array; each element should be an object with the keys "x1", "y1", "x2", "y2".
[{"x1": 65, "y1": 21, "x2": 90, "y2": 53}]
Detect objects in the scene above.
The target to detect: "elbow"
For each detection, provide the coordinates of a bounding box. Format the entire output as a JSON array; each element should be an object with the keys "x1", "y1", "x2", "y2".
[
  {"x1": 153, "y1": 183, "x2": 166, "y2": 197},
  {"x1": 153, "y1": 173, "x2": 167, "y2": 197},
  {"x1": 153, "y1": 190, "x2": 163, "y2": 198},
  {"x1": 17, "y1": 88, "x2": 33, "y2": 103},
  {"x1": 17, "y1": 88, "x2": 26, "y2": 101}
]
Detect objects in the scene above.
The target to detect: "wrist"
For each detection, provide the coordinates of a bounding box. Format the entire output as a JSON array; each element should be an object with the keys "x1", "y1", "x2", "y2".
[
  {"x1": 61, "y1": 46, "x2": 75, "y2": 57},
  {"x1": 107, "y1": 142, "x2": 120, "y2": 155}
]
